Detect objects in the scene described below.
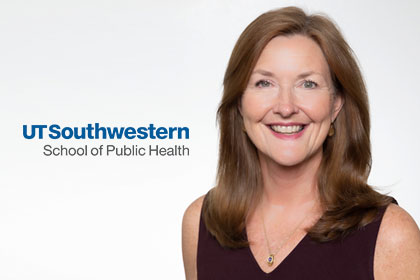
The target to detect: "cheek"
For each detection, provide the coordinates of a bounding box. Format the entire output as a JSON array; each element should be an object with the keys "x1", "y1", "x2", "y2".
[
  {"x1": 297, "y1": 94, "x2": 333, "y2": 122},
  {"x1": 241, "y1": 93, "x2": 273, "y2": 121}
]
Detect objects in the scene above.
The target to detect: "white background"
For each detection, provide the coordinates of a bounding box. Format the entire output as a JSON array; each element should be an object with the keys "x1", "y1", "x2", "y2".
[{"x1": 0, "y1": 0, "x2": 419, "y2": 279}]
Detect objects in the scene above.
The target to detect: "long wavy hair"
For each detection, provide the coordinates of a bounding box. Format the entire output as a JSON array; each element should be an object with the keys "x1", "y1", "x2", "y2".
[{"x1": 202, "y1": 6, "x2": 394, "y2": 248}]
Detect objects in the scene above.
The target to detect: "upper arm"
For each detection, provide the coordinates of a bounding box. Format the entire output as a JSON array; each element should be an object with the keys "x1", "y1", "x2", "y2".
[
  {"x1": 182, "y1": 195, "x2": 205, "y2": 280},
  {"x1": 374, "y1": 203, "x2": 420, "y2": 280}
]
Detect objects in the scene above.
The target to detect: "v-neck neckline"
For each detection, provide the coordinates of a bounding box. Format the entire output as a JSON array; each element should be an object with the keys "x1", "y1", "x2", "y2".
[{"x1": 245, "y1": 229, "x2": 310, "y2": 275}]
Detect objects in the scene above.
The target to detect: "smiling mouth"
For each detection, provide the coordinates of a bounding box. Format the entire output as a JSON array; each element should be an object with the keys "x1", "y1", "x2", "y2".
[{"x1": 269, "y1": 124, "x2": 305, "y2": 134}]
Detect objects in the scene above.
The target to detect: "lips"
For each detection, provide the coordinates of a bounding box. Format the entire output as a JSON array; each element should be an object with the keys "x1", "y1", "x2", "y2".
[
  {"x1": 270, "y1": 125, "x2": 304, "y2": 134},
  {"x1": 267, "y1": 123, "x2": 307, "y2": 135}
]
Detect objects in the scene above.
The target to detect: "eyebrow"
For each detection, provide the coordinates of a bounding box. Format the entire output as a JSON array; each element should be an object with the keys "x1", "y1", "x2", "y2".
[
  {"x1": 251, "y1": 69, "x2": 275, "y2": 77},
  {"x1": 251, "y1": 69, "x2": 323, "y2": 78},
  {"x1": 297, "y1": 71, "x2": 322, "y2": 79}
]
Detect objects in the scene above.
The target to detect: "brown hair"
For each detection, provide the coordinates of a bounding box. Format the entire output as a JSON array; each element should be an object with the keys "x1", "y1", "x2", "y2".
[{"x1": 202, "y1": 6, "x2": 394, "y2": 248}]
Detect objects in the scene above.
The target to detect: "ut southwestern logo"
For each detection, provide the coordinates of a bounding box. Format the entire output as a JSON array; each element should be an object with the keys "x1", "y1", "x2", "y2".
[{"x1": 23, "y1": 123, "x2": 189, "y2": 140}]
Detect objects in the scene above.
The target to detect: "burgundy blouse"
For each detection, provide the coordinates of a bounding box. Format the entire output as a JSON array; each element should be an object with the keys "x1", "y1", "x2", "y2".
[{"x1": 197, "y1": 197, "x2": 398, "y2": 279}]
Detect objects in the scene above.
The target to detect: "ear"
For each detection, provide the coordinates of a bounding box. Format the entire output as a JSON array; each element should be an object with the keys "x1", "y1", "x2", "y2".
[{"x1": 331, "y1": 94, "x2": 344, "y2": 122}]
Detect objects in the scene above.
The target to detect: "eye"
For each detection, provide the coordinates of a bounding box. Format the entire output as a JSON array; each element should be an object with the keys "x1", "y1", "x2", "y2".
[
  {"x1": 302, "y1": 79, "x2": 318, "y2": 89},
  {"x1": 255, "y1": 80, "x2": 272, "y2": 88}
]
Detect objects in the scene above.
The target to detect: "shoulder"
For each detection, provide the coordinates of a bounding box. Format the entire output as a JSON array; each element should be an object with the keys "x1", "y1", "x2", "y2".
[
  {"x1": 182, "y1": 195, "x2": 206, "y2": 238},
  {"x1": 182, "y1": 195, "x2": 206, "y2": 280},
  {"x1": 182, "y1": 195, "x2": 206, "y2": 236},
  {"x1": 374, "y1": 203, "x2": 420, "y2": 279}
]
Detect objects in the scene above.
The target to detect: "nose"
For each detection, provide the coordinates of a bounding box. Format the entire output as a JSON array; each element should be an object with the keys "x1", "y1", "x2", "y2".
[{"x1": 272, "y1": 86, "x2": 299, "y2": 117}]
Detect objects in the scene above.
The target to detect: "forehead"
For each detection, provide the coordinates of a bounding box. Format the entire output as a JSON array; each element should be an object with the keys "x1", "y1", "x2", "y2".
[{"x1": 253, "y1": 34, "x2": 330, "y2": 77}]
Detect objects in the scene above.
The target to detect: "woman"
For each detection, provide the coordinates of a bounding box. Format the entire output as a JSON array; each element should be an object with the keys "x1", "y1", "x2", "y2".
[{"x1": 182, "y1": 6, "x2": 420, "y2": 279}]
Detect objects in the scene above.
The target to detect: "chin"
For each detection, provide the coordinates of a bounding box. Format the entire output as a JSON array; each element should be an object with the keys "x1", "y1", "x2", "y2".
[
  {"x1": 261, "y1": 151, "x2": 306, "y2": 167},
  {"x1": 274, "y1": 158, "x2": 305, "y2": 167}
]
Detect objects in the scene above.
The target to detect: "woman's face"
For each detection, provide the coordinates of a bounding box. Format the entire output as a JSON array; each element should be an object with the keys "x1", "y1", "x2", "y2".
[{"x1": 240, "y1": 34, "x2": 343, "y2": 167}]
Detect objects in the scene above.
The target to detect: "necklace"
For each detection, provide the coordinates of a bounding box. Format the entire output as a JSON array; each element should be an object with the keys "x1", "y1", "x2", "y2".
[{"x1": 261, "y1": 201, "x2": 317, "y2": 266}]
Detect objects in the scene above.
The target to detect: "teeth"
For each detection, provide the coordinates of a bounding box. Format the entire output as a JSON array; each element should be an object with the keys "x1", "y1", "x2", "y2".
[{"x1": 270, "y1": 125, "x2": 304, "y2": 134}]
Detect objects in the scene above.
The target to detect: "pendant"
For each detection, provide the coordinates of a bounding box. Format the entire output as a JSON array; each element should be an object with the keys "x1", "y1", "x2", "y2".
[{"x1": 267, "y1": 254, "x2": 274, "y2": 266}]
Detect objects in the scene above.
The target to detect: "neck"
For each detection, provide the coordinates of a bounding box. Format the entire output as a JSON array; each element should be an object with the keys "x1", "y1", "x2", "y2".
[{"x1": 257, "y1": 148, "x2": 323, "y2": 210}]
